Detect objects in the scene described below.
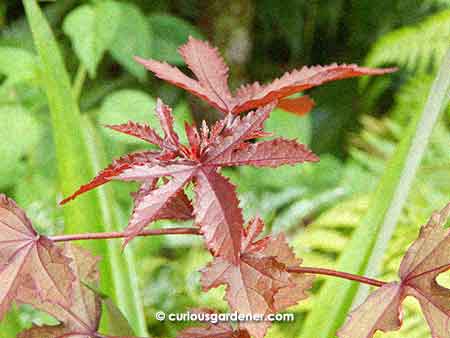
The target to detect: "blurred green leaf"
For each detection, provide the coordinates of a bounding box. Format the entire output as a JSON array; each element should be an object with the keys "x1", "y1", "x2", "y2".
[
  {"x1": 99, "y1": 89, "x2": 158, "y2": 144},
  {"x1": 0, "y1": 105, "x2": 42, "y2": 188},
  {"x1": 63, "y1": 1, "x2": 121, "y2": 77},
  {"x1": 266, "y1": 107, "x2": 312, "y2": 144},
  {"x1": 110, "y1": 2, "x2": 152, "y2": 81},
  {"x1": 148, "y1": 14, "x2": 202, "y2": 64},
  {"x1": 99, "y1": 89, "x2": 192, "y2": 145},
  {"x1": 0, "y1": 47, "x2": 37, "y2": 87},
  {"x1": 0, "y1": 307, "x2": 22, "y2": 338}
]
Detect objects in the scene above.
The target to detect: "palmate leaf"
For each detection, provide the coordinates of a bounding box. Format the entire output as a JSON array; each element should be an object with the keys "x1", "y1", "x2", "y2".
[
  {"x1": 200, "y1": 218, "x2": 314, "y2": 338},
  {"x1": 17, "y1": 244, "x2": 101, "y2": 338},
  {"x1": 338, "y1": 203, "x2": 450, "y2": 338},
  {"x1": 17, "y1": 243, "x2": 139, "y2": 338},
  {"x1": 135, "y1": 36, "x2": 396, "y2": 115},
  {"x1": 62, "y1": 100, "x2": 317, "y2": 264},
  {"x1": 0, "y1": 195, "x2": 74, "y2": 320}
]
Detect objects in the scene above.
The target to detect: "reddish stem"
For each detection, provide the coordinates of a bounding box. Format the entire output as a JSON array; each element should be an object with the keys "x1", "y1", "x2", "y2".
[
  {"x1": 288, "y1": 266, "x2": 387, "y2": 288},
  {"x1": 50, "y1": 227, "x2": 201, "y2": 242},
  {"x1": 50, "y1": 228, "x2": 387, "y2": 288}
]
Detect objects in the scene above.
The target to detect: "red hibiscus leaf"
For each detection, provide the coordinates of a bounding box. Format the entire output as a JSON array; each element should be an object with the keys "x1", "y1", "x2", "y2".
[
  {"x1": 60, "y1": 151, "x2": 163, "y2": 204},
  {"x1": 115, "y1": 163, "x2": 195, "y2": 182},
  {"x1": 204, "y1": 103, "x2": 276, "y2": 164},
  {"x1": 277, "y1": 95, "x2": 315, "y2": 116},
  {"x1": 124, "y1": 169, "x2": 195, "y2": 245},
  {"x1": 0, "y1": 195, "x2": 75, "y2": 320},
  {"x1": 337, "y1": 283, "x2": 403, "y2": 338},
  {"x1": 137, "y1": 38, "x2": 395, "y2": 115},
  {"x1": 134, "y1": 56, "x2": 228, "y2": 113},
  {"x1": 155, "y1": 98, "x2": 181, "y2": 150},
  {"x1": 338, "y1": 203, "x2": 450, "y2": 338},
  {"x1": 132, "y1": 179, "x2": 193, "y2": 221},
  {"x1": 17, "y1": 244, "x2": 102, "y2": 338},
  {"x1": 178, "y1": 322, "x2": 250, "y2": 338},
  {"x1": 17, "y1": 324, "x2": 78, "y2": 338},
  {"x1": 179, "y1": 37, "x2": 233, "y2": 112},
  {"x1": 105, "y1": 121, "x2": 164, "y2": 147},
  {"x1": 209, "y1": 138, "x2": 319, "y2": 168},
  {"x1": 194, "y1": 169, "x2": 243, "y2": 264},
  {"x1": 232, "y1": 64, "x2": 397, "y2": 114},
  {"x1": 200, "y1": 218, "x2": 314, "y2": 338}
]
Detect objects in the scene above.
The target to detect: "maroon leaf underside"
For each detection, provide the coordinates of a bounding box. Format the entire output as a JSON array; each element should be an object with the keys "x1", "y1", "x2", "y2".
[
  {"x1": 0, "y1": 195, "x2": 75, "y2": 321},
  {"x1": 338, "y1": 203, "x2": 450, "y2": 338},
  {"x1": 277, "y1": 95, "x2": 315, "y2": 116},
  {"x1": 201, "y1": 218, "x2": 314, "y2": 338},
  {"x1": 135, "y1": 36, "x2": 396, "y2": 115}
]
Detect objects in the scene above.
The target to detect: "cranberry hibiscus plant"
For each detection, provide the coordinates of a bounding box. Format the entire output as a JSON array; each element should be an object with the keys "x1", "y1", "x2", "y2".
[{"x1": 2, "y1": 38, "x2": 449, "y2": 338}]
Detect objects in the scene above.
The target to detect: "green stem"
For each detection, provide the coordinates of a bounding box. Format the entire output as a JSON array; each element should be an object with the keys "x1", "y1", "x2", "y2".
[{"x1": 72, "y1": 64, "x2": 87, "y2": 102}]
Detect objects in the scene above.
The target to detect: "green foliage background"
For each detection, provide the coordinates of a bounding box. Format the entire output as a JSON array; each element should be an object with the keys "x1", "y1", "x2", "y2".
[{"x1": 1, "y1": 0, "x2": 450, "y2": 337}]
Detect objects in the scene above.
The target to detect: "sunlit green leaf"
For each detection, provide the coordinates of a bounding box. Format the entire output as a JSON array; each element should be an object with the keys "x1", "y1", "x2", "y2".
[
  {"x1": 63, "y1": 1, "x2": 121, "y2": 77},
  {"x1": 110, "y1": 2, "x2": 152, "y2": 80}
]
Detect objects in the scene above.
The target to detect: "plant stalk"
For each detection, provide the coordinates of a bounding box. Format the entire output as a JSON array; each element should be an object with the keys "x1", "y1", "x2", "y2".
[
  {"x1": 288, "y1": 267, "x2": 386, "y2": 288},
  {"x1": 50, "y1": 227, "x2": 202, "y2": 242},
  {"x1": 51, "y1": 228, "x2": 388, "y2": 288}
]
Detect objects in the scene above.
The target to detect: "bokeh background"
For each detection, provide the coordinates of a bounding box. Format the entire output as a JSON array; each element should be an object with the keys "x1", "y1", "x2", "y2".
[{"x1": 2, "y1": 1, "x2": 450, "y2": 337}]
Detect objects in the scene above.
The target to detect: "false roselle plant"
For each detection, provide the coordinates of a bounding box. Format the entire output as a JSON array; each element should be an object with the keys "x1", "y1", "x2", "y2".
[{"x1": 2, "y1": 38, "x2": 450, "y2": 338}]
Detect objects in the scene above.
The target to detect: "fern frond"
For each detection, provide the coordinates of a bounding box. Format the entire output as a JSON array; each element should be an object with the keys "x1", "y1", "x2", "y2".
[{"x1": 365, "y1": 10, "x2": 450, "y2": 72}]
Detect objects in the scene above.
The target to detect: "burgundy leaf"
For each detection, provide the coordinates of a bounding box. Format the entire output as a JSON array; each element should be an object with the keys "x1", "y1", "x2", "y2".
[
  {"x1": 17, "y1": 244, "x2": 102, "y2": 338},
  {"x1": 232, "y1": 64, "x2": 397, "y2": 114},
  {"x1": 179, "y1": 37, "x2": 233, "y2": 112},
  {"x1": 134, "y1": 57, "x2": 228, "y2": 113},
  {"x1": 116, "y1": 162, "x2": 195, "y2": 182},
  {"x1": 60, "y1": 151, "x2": 162, "y2": 204},
  {"x1": 0, "y1": 195, "x2": 75, "y2": 320},
  {"x1": 338, "y1": 203, "x2": 450, "y2": 338},
  {"x1": 105, "y1": 121, "x2": 164, "y2": 147},
  {"x1": 132, "y1": 179, "x2": 193, "y2": 221},
  {"x1": 63, "y1": 97, "x2": 316, "y2": 253},
  {"x1": 18, "y1": 324, "x2": 77, "y2": 338},
  {"x1": 136, "y1": 37, "x2": 395, "y2": 115},
  {"x1": 277, "y1": 95, "x2": 315, "y2": 116},
  {"x1": 337, "y1": 283, "x2": 403, "y2": 338},
  {"x1": 209, "y1": 138, "x2": 319, "y2": 167},
  {"x1": 204, "y1": 103, "x2": 276, "y2": 164},
  {"x1": 194, "y1": 169, "x2": 243, "y2": 264},
  {"x1": 201, "y1": 218, "x2": 314, "y2": 338},
  {"x1": 124, "y1": 169, "x2": 195, "y2": 244},
  {"x1": 155, "y1": 98, "x2": 181, "y2": 150}
]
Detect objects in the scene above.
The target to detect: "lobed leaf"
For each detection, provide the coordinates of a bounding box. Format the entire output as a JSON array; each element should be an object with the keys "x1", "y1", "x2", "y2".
[
  {"x1": 338, "y1": 203, "x2": 450, "y2": 338},
  {"x1": 201, "y1": 218, "x2": 314, "y2": 338},
  {"x1": 0, "y1": 194, "x2": 74, "y2": 320},
  {"x1": 136, "y1": 37, "x2": 396, "y2": 115},
  {"x1": 194, "y1": 169, "x2": 243, "y2": 264}
]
